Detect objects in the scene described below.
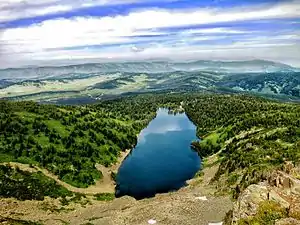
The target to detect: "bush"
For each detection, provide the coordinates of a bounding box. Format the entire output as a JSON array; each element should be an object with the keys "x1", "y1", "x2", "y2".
[{"x1": 0, "y1": 165, "x2": 72, "y2": 201}]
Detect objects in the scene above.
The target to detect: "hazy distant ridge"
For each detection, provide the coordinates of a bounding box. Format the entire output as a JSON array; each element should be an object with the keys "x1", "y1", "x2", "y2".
[
  {"x1": 0, "y1": 60, "x2": 299, "y2": 102},
  {"x1": 0, "y1": 60, "x2": 298, "y2": 81}
]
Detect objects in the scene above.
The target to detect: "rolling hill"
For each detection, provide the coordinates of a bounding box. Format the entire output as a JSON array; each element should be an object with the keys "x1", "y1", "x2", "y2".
[{"x1": 0, "y1": 60, "x2": 299, "y2": 103}]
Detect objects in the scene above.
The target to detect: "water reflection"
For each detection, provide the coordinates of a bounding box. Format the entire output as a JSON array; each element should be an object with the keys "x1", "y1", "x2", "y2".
[
  {"x1": 138, "y1": 108, "x2": 196, "y2": 143},
  {"x1": 116, "y1": 108, "x2": 201, "y2": 199}
]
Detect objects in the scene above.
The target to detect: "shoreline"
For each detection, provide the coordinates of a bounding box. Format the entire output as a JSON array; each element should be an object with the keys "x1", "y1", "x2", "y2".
[
  {"x1": 66, "y1": 148, "x2": 132, "y2": 194},
  {"x1": 1, "y1": 152, "x2": 233, "y2": 225},
  {"x1": 1, "y1": 149, "x2": 132, "y2": 195},
  {"x1": 93, "y1": 148, "x2": 132, "y2": 193}
]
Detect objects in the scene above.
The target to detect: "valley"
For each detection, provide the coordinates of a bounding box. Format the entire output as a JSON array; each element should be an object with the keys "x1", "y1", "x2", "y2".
[
  {"x1": 1, "y1": 60, "x2": 300, "y2": 104},
  {"x1": 2, "y1": 0, "x2": 300, "y2": 223},
  {"x1": 1, "y1": 93, "x2": 300, "y2": 224}
]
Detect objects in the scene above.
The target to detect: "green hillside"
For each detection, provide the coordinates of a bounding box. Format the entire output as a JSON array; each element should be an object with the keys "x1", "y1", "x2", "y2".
[
  {"x1": 1, "y1": 93, "x2": 300, "y2": 201},
  {"x1": 0, "y1": 98, "x2": 158, "y2": 187},
  {"x1": 0, "y1": 165, "x2": 72, "y2": 201},
  {"x1": 186, "y1": 95, "x2": 300, "y2": 197}
]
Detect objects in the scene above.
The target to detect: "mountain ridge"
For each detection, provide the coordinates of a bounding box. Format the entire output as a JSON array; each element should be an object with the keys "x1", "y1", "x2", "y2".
[
  {"x1": 0, "y1": 60, "x2": 300, "y2": 103},
  {"x1": 0, "y1": 59, "x2": 297, "y2": 73}
]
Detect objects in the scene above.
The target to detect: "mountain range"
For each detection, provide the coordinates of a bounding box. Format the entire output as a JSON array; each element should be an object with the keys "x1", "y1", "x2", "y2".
[{"x1": 0, "y1": 60, "x2": 299, "y2": 103}]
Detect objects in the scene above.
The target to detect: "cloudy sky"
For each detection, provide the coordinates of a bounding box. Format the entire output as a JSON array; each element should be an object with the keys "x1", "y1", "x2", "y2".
[{"x1": 0, "y1": 0, "x2": 299, "y2": 68}]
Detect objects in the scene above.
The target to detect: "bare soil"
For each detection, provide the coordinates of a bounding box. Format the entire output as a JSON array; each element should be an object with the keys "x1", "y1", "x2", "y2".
[
  {"x1": 0, "y1": 154, "x2": 233, "y2": 225},
  {"x1": 1, "y1": 149, "x2": 130, "y2": 194}
]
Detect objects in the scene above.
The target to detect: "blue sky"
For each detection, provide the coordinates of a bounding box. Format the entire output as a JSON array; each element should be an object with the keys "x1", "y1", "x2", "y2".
[{"x1": 0, "y1": 0, "x2": 299, "y2": 68}]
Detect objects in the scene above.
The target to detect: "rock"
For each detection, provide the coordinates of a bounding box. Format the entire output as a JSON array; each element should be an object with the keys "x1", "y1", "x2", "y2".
[
  {"x1": 275, "y1": 218, "x2": 300, "y2": 225},
  {"x1": 109, "y1": 196, "x2": 136, "y2": 210},
  {"x1": 283, "y1": 161, "x2": 294, "y2": 174},
  {"x1": 268, "y1": 190, "x2": 290, "y2": 209},
  {"x1": 269, "y1": 171, "x2": 291, "y2": 189},
  {"x1": 281, "y1": 176, "x2": 292, "y2": 189},
  {"x1": 289, "y1": 203, "x2": 300, "y2": 220},
  {"x1": 294, "y1": 186, "x2": 300, "y2": 196},
  {"x1": 148, "y1": 219, "x2": 157, "y2": 224},
  {"x1": 195, "y1": 196, "x2": 208, "y2": 201},
  {"x1": 269, "y1": 171, "x2": 300, "y2": 195},
  {"x1": 232, "y1": 184, "x2": 269, "y2": 224},
  {"x1": 231, "y1": 171, "x2": 300, "y2": 225},
  {"x1": 278, "y1": 172, "x2": 300, "y2": 196},
  {"x1": 290, "y1": 179, "x2": 300, "y2": 196}
]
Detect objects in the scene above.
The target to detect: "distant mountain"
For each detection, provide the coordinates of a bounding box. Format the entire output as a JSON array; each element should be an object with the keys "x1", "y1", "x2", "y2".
[
  {"x1": 169, "y1": 60, "x2": 297, "y2": 73},
  {"x1": 0, "y1": 60, "x2": 298, "y2": 81},
  {"x1": 218, "y1": 71, "x2": 300, "y2": 98},
  {"x1": 0, "y1": 80, "x2": 13, "y2": 89},
  {"x1": 0, "y1": 60, "x2": 300, "y2": 103}
]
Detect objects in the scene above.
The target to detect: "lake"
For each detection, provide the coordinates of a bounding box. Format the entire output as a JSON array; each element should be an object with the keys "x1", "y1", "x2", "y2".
[{"x1": 115, "y1": 108, "x2": 201, "y2": 199}]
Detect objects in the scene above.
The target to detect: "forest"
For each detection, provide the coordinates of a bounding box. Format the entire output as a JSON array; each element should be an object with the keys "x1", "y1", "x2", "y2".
[
  {"x1": 185, "y1": 94, "x2": 300, "y2": 197},
  {"x1": 0, "y1": 165, "x2": 72, "y2": 200},
  {"x1": 1, "y1": 92, "x2": 300, "y2": 200},
  {"x1": 0, "y1": 98, "x2": 158, "y2": 188},
  {"x1": 0, "y1": 94, "x2": 185, "y2": 189}
]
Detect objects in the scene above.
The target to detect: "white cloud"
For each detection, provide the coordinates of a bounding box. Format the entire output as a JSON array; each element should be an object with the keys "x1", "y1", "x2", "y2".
[
  {"x1": 1, "y1": 0, "x2": 300, "y2": 23},
  {"x1": 131, "y1": 45, "x2": 144, "y2": 52},
  {"x1": 0, "y1": 0, "x2": 300, "y2": 68},
  {"x1": 3, "y1": 41, "x2": 299, "y2": 67},
  {"x1": 0, "y1": 0, "x2": 164, "y2": 22},
  {"x1": 181, "y1": 28, "x2": 250, "y2": 35},
  {"x1": 2, "y1": 1, "x2": 299, "y2": 49}
]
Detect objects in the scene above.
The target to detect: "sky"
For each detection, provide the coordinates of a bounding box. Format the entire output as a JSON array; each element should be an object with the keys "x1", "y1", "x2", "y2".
[{"x1": 0, "y1": 0, "x2": 299, "y2": 68}]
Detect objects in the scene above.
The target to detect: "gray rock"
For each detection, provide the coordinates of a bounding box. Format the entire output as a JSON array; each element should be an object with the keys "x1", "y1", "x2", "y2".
[
  {"x1": 268, "y1": 190, "x2": 290, "y2": 209},
  {"x1": 232, "y1": 184, "x2": 269, "y2": 224}
]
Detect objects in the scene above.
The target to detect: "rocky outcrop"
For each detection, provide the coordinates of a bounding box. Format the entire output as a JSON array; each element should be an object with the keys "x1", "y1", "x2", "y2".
[
  {"x1": 231, "y1": 183, "x2": 291, "y2": 224},
  {"x1": 232, "y1": 184, "x2": 269, "y2": 223},
  {"x1": 232, "y1": 165, "x2": 300, "y2": 224},
  {"x1": 269, "y1": 171, "x2": 300, "y2": 195},
  {"x1": 268, "y1": 189, "x2": 290, "y2": 209}
]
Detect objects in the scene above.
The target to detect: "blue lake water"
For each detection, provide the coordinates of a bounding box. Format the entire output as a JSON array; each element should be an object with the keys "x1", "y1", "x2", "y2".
[{"x1": 115, "y1": 108, "x2": 201, "y2": 199}]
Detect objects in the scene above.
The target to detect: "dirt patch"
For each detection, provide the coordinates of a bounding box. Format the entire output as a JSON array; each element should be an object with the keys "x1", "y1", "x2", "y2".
[
  {"x1": 1, "y1": 153, "x2": 233, "y2": 225},
  {"x1": 1, "y1": 149, "x2": 131, "y2": 195}
]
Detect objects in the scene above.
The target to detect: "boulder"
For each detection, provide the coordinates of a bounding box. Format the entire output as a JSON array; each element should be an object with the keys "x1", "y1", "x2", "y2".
[
  {"x1": 231, "y1": 170, "x2": 300, "y2": 225},
  {"x1": 268, "y1": 190, "x2": 290, "y2": 209},
  {"x1": 290, "y1": 178, "x2": 300, "y2": 196},
  {"x1": 232, "y1": 184, "x2": 292, "y2": 224},
  {"x1": 269, "y1": 171, "x2": 300, "y2": 196},
  {"x1": 232, "y1": 184, "x2": 269, "y2": 224}
]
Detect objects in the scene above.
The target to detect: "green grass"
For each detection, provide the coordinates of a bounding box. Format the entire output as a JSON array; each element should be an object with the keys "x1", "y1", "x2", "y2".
[
  {"x1": 0, "y1": 217, "x2": 43, "y2": 225},
  {"x1": 238, "y1": 201, "x2": 288, "y2": 225},
  {"x1": 186, "y1": 94, "x2": 300, "y2": 199},
  {"x1": 0, "y1": 165, "x2": 73, "y2": 201},
  {"x1": 93, "y1": 193, "x2": 115, "y2": 201},
  {"x1": 44, "y1": 120, "x2": 69, "y2": 137},
  {"x1": 15, "y1": 157, "x2": 38, "y2": 165},
  {"x1": 0, "y1": 153, "x2": 14, "y2": 163},
  {"x1": 0, "y1": 98, "x2": 156, "y2": 188},
  {"x1": 15, "y1": 111, "x2": 38, "y2": 120},
  {"x1": 2, "y1": 93, "x2": 300, "y2": 201},
  {"x1": 202, "y1": 132, "x2": 220, "y2": 144}
]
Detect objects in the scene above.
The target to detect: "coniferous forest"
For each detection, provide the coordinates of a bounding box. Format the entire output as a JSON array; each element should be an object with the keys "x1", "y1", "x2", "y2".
[{"x1": 1, "y1": 93, "x2": 300, "y2": 201}]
